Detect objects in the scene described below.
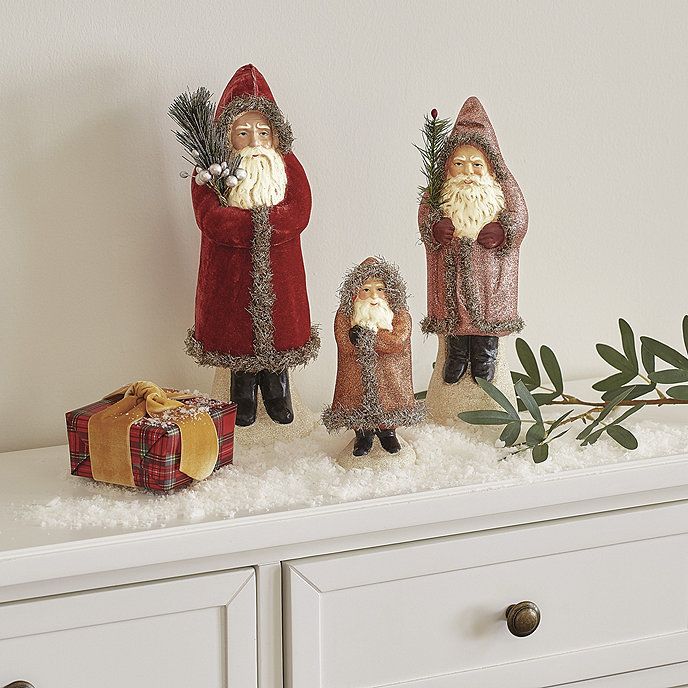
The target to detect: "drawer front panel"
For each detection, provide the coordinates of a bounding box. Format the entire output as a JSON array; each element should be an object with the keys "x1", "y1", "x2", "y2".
[
  {"x1": 284, "y1": 502, "x2": 688, "y2": 688},
  {"x1": 0, "y1": 568, "x2": 256, "y2": 688}
]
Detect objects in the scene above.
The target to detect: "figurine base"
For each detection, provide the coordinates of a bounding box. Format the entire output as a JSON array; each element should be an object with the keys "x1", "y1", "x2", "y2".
[
  {"x1": 336, "y1": 433, "x2": 416, "y2": 470},
  {"x1": 211, "y1": 367, "x2": 316, "y2": 449},
  {"x1": 426, "y1": 335, "x2": 517, "y2": 425}
]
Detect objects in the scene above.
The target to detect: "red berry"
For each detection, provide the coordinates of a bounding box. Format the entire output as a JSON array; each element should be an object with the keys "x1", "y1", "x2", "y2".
[{"x1": 431, "y1": 108, "x2": 438, "y2": 119}]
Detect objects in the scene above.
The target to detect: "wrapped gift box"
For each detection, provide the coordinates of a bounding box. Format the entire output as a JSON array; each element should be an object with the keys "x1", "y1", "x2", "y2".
[{"x1": 67, "y1": 388, "x2": 236, "y2": 492}]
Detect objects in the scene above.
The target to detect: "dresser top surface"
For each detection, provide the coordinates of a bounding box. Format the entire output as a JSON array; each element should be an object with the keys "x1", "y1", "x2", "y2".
[{"x1": 1, "y1": 403, "x2": 687, "y2": 563}]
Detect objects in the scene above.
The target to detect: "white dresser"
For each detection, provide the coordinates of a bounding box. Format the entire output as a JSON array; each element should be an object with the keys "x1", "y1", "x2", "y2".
[{"x1": 0, "y1": 443, "x2": 687, "y2": 688}]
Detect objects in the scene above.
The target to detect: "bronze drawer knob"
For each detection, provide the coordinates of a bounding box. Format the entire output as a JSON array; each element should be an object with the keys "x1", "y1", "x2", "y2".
[{"x1": 505, "y1": 601, "x2": 541, "y2": 637}]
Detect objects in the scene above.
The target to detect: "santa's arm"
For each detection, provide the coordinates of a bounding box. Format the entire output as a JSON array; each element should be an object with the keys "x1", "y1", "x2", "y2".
[
  {"x1": 191, "y1": 182, "x2": 255, "y2": 248},
  {"x1": 375, "y1": 311, "x2": 411, "y2": 354},
  {"x1": 268, "y1": 153, "x2": 312, "y2": 246},
  {"x1": 334, "y1": 310, "x2": 354, "y2": 350},
  {"x1": 418, "y1": 201, "x2": 443, "y2": 252},
  {"x1": 501, "y1": 178, "x2": 529, "y2": 250}
]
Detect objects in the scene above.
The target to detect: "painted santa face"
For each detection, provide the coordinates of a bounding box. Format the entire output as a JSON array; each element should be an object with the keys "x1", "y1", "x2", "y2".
[
  {"x1": 230, "y1": 111, "x2": 275, "y2": 152},
  {"x1": 356, "y1": 279, "x2": 387, "y2": 305},
  {"x1": 352, "y1": 279, "x2": 394, "y2": 332},
  {"x1": 447, "y1": 144, "x2": 491, "y2": 182}
]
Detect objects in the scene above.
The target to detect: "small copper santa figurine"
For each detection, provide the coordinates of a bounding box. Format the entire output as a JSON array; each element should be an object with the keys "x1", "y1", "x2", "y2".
[
  {"x1": 185, "y1": 65, "x2": 319, "y2": 428},
  {"x1": 323, "y1": 257, "x2": 424, "y2": 458},
  {"x1": 420, "y1": 97, "x2": 527, "y2": 386}
]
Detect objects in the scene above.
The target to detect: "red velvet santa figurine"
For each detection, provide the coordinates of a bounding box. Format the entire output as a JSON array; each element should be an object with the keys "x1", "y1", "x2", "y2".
[{"x1": 185, "y1": 65, "x2": 320, "y2": 426}]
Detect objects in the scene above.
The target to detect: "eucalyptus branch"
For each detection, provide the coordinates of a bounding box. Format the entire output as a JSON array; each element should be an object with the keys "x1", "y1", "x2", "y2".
[{"x1": 457, "y1": 315, "x2": 688, "y2": 463}]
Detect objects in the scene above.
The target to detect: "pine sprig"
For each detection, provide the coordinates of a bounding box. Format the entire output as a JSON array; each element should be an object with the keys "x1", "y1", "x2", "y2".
[
  {"x1": 456, "y1": 315, "x2": 688, "y2": 462},
  {"x1": 415, "y1": 109, "x2": 451, "y2": 210},
  {"x1": 168, "y1": 88, "x2": 242, "y2": 204}
]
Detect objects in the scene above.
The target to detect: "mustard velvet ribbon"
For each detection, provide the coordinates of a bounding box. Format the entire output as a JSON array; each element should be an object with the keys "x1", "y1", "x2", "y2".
[{"x1": 87, "y1": 381, "x2": 219, "y2": 487}]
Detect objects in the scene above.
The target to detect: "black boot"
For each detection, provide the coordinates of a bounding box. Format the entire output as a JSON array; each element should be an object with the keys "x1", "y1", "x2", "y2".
[
  {"x1": 258, "y1": 370, "x2": 294, "y2": 424},
  {"x1": 376, "y1": 428, "x2": 401, "y2": 454},
  {"x1": 230, "y1": 371, "x2": 259, "y2": 426},
  {"x1": 470, "y1": 335, "x2": 499, "y2": 383},
  {"x1": 353, "y1": 429, "x2": 375, "y2": 456},
  {"x1": 444, "y1": 335, "x2": 470, "y2": 384}
]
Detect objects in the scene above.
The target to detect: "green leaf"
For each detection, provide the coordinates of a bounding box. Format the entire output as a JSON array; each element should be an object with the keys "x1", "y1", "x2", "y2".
[
  {"x1": 577, "y1": 388, "x2": 634, "y2": 440},
  {"x1": 414, "y1": 389, "x2": 427, "y2": 400},
  {"x1": 500, "y1": 421, "x2": 521, "y2": 447},
  {"x1": 515, "y1": 338, "x2": 541, "y2": 388},
  {"x1": 601, "y1": 384, "x2": 655, "y2": 401},
  {"x1": 532, "y1": 392, "x2": 560, "y2": 405},
  {"x1": 540, "y1": 345, "x2": 564, "y2": 394},
  {"x1": 515, "y1": 380, "x2": 543, "y2": 424},
  {"x1": 458, "y1": 410, "x2": 515, "y2": 425},
  {"x1": 592, "y1": 371, "x2": 635, "y2": 392},
  {"x1": 619, "y1": 319, "x2": 638, "y2": 372},
  {"x1": 511, "y1": 371, "x2": 538, "y2": 390},
  {"x1": 667, "y1": 385, "x2": 688, "y2": 400},
  {"x1": 649, "y1": 369, "x2": 688, "y2": 384},
  {"x1": 606, "y1": 425, "x2": 638, "y2": 450},
  {"x1": 526, "y1": 423, "x2": 547, "y2": 446},
  {"x1": 683, "y1": 315, "x2": 688, "y2": 354},
  {"x1": 516, "y1": 398, "x2": 527, "y2": 413},
  {"x1": 581, "y1": 427, "x2": 606, "y2": 446},
  {"x1": 532, "y1": 444, "x2": 549, "y2": 463},
  {"x1": 548, "y1": 429, "x2": 569, "y2": 442},
  {"x1": 475, "y1": 377, "x2": 519, "y2": 419},
  {"x1": 548, "y1": 410, "x2": 573, "y2": 434},
  {"x1": 608, "y1": 403, "x2": 645, "y2": 426},
  {"x1": 596, "y1": 343, "x2": 635, "y2": 373},
  {"x1": 640, "y1": 337, "x2": 688, "y2": 371},
  {"x1": 641, "y1": 341, "x2": 656, "y2": 374}
]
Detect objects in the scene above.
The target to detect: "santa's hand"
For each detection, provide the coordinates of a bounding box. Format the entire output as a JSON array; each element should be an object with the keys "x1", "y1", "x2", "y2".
[
  {"x1": 432, "y1": 217, "x2": 455, "y2": 246},
  {"x1": 477, "y1": 222, "x2": 505, "y2": 249},
  {"x1": 349, "y1": 325, "x2": 365, "y2": 346}
]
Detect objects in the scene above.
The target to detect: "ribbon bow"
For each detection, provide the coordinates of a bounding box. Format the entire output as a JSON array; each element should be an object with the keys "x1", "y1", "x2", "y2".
[{"x1": 87, "y1": 381, "x2": 219, "y2": 487}]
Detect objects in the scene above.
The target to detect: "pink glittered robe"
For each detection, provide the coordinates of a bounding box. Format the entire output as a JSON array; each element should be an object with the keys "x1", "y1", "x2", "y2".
[{"x1": 419, "y1": 97, "x2": 528, "y2": 338}]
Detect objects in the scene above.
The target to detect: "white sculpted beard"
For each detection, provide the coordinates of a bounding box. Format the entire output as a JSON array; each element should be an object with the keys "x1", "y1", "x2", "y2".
[
  {"x1": 351, "y1": 297, "x2": 394, "y2": 333},
  {"x1": 227, "y1": 146, "x2": 287, "y2": 209},
  {"x1": 441, "y1": 173, "x2": 505, "y2": 240}
]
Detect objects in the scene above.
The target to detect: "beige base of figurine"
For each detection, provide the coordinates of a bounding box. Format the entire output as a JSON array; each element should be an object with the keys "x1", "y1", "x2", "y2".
[
  {"x1": 336, "y1": 433, "x2": 416, "y2": 470},
  {"x1": 211, "y1": 367, "x2": 316, "y2": 449},
  {"x1": 425, "y1": 335, "x2": 517, "y2": 425}
]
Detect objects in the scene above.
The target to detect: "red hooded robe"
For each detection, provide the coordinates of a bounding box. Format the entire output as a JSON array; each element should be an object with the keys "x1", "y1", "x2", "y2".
[
  {"x1": 419, "y1": 97, "x2": 528, "y2": 337},
  {"x1": 185, "y1": 65, "x2": 319, "y2": 373}
]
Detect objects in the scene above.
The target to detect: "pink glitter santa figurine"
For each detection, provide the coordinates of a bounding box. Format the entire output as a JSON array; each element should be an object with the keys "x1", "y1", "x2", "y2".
[{"x1": 419, "y1": 97, "x2": 528, "y2": 422}]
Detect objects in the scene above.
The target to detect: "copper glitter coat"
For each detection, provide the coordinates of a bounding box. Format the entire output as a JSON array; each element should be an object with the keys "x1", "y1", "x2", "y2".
[
  {"x1": 420, "y1": 97, "x2": 528, "y2": 337},
  {"x1": 322, "y1": 258, "x2": 425, "y2": 432}
]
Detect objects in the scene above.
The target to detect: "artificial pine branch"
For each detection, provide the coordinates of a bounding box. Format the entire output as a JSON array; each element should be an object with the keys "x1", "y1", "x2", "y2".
[
  {"x1": 169, "y1": 87, "x2": 242, "y2": 205},
  {"x1": 415, "y1": 109, "x2": 452, "y2": 210}
]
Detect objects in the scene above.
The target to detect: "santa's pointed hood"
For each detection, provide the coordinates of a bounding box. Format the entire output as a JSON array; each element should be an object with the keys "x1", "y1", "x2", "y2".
[
  {"x1": 216, "y1": 64, "x2": 294, "y2": 154},
  {"x1": 439, "y1": 96, "x2": 527, "y2": 248},
  {"x1": 337, "y1": 256, "x2": 408, "y2": 315},
  {"x1": 443, "y1": 96, "x2": 509, "y2": 181}
]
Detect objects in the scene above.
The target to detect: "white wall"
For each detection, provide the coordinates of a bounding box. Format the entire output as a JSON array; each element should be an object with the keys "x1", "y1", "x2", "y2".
[{"x1": 1, "y1": 0, "x2": 686, "y2": 452}]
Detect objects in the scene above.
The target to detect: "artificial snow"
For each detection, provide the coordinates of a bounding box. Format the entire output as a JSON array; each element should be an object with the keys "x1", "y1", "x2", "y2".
[{"x1": 25, "y1": 417, "x2": 688, "y2": 530}]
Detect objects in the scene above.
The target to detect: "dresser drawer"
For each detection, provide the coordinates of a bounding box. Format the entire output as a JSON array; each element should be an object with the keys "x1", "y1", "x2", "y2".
[
  {"x1": 283, "y1": 502, "x2": 688, "y2": 688},
  {"x1": 0, "y1": 568, "x2": 256, "y2": 688}
]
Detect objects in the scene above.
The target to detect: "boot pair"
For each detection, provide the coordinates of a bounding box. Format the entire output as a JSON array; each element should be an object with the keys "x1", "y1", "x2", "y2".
[
  {"x1": 353, "y1": 428, "x2": 401, "y2": 457},
  {"x1": 230, "y1": 370, "x2": 293, "y2": 427},
  {"x1": 444, "y1": 334, "x2": 499, "y2": 384}
]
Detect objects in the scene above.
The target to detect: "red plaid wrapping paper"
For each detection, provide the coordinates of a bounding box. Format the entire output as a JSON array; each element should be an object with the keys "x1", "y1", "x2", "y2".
[{"x1": 67, "y1": 396, "x2": 236, "y2": 492}]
